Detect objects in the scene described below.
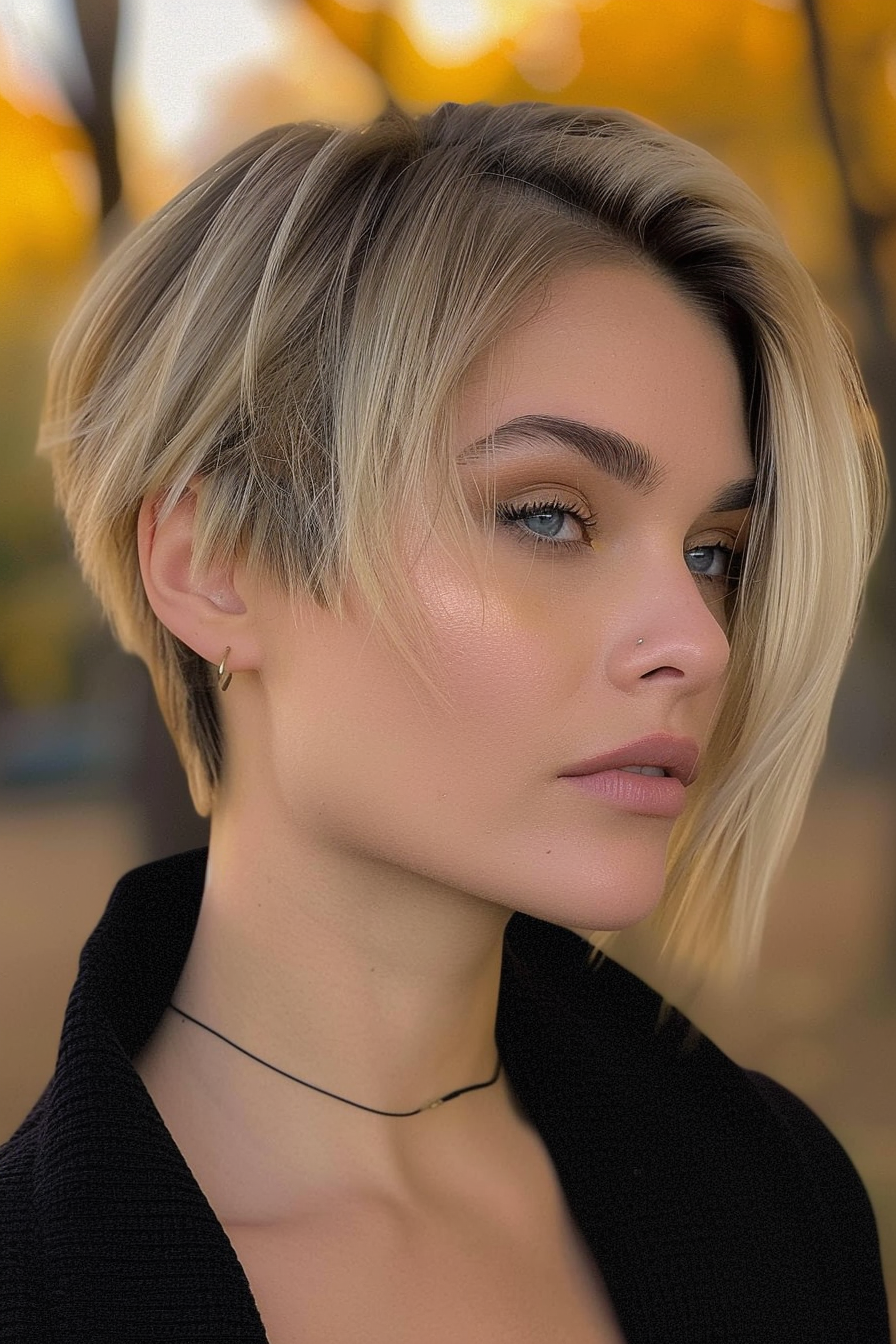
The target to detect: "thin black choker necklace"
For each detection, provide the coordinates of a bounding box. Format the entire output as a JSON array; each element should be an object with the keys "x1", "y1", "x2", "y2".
[{"x1": 166, "y1": 1001, "x2": 503, "y2": 1117}]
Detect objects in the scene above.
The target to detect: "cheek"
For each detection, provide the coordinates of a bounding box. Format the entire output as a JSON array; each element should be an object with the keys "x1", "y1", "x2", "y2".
[
  {"x1": 275, "y1": 566, "x2": 569, "y2": 831},
  {"x1": 407, "y1": 546, "x2": 591, "y2": 754},
  {"x1": 260, "y1": 570, "x2": 672, "y2": 932},
  {"x1": 424, "y1": 588, "x2": 552, "y2": 718}
]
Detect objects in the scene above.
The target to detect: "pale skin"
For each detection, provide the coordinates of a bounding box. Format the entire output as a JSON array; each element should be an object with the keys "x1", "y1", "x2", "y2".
[{"x1": 132, "y1": 262, "x2": 754, "y2": 1338}]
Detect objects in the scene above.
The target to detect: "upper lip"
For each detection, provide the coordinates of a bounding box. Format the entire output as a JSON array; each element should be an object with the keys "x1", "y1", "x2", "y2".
[{"x1": 560, "y1": 733, "x2": 701, "y2": 786}]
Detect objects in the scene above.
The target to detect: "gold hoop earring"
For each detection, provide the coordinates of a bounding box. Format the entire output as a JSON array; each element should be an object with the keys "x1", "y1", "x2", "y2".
[{"x1": 217, "y1": 647, "x2": 232, "y2": 693}]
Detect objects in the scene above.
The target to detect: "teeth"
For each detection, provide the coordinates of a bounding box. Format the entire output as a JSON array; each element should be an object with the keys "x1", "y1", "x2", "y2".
[{"x1": 620, "y1": 765, "x2": 667, "y2": 777}]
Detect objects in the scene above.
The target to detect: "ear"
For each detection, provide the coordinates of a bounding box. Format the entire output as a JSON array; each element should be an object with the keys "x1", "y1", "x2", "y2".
[{"x1": 136, "y1": 479, "x2": 259, "y2": 674}]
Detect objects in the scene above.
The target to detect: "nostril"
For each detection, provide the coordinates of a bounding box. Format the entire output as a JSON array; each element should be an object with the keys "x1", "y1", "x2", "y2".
[{"x1": 641, "y1": 666, "x2": 686, "y2": 680}]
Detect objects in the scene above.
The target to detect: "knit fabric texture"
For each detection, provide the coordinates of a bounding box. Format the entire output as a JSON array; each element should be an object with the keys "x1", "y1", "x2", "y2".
[{"x1": 0, "y1": 846, "x2": 890, "y2": 1342}]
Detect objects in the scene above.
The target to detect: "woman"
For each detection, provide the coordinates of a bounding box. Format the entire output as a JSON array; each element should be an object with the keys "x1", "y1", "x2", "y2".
[{"x1": 0, "y1": 100, "x2": 890, "y2": 1342}]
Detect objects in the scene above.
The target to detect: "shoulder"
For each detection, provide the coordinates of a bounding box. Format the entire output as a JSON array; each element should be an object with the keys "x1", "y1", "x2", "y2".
[
  {"x1": 508, "y1": 924, "x2": 893, "y2": 1338},
  {"x1": 741, "y1": 1067, "x2": 890, "y2": 1336},
  {"x1": 629, "y1": 966, "x2": 891, "y2": 1335},
  {"x1": 742, "y1": 1067, "x2": 887, "y2": 1263},
  {"x1": 607, "y1": 955, "x2": 883, "y2": 1224},
  {"x1": 620, "y1": 963, "x2": 891, "y2": 1337},
  {"x1": 0, "y1": 1088, "x2": 47, "y2": 1332}
]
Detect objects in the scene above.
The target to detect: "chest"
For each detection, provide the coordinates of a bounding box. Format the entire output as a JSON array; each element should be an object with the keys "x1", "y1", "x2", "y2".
[{"x1": 225, "y1": 1195, "x2": 626, "y2": 1344}]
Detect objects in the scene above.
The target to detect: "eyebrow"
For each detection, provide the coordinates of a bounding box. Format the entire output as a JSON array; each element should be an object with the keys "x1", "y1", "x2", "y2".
[{"x1": 458, "y1": 414, "x2": 756, "y2": 514}]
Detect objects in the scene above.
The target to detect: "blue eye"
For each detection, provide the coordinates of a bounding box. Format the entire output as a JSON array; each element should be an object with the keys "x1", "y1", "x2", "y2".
[
  {"x1": 686, "y1": 544, "x2": 742, "y2": 586},
  {"x1": 495, "y1": 497, "x2": 597, "y2": 551},
  {"x1": 495, "y1": 498, "x2": 745, "y2": 591}
]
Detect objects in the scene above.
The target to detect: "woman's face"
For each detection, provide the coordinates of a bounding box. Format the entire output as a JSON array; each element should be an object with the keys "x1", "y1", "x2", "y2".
[{"x1": 236, "y1": 263, "x2": 754, "y2": 932}]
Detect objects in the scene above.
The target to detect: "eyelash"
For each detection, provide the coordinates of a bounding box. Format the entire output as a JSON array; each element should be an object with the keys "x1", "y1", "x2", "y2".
[{"x1": 494, "y1": 496, "x2": 744, "y2": 586}]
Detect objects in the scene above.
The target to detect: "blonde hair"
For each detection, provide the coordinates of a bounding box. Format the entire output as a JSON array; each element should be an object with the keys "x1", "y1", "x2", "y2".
[{"x1": 37, "y1": 101, "x2": 888, "y2": 989}]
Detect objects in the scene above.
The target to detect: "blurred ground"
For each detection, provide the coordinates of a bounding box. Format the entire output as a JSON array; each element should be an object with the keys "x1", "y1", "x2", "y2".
[{"x1": 1, "y1": 773, "x2": 894, "y2": 1329}]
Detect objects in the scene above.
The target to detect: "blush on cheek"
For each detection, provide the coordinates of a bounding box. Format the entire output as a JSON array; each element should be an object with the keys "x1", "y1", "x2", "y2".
[{"x1": 416, "y1": 581, "x2": 559, "y2": 733}]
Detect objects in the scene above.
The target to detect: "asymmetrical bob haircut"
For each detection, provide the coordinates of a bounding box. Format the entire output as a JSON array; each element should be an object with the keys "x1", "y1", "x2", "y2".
[{"x1": 38, "y1": 100, "x2": 888, "y2": 989}]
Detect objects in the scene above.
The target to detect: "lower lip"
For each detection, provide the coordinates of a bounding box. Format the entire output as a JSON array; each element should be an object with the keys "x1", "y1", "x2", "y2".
[{"x1": 561, "y1": 768, "x2": 687, "y2": 818}]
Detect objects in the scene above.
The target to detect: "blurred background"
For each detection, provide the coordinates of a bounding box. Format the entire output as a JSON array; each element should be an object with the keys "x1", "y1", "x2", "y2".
[{"x1": 0, "y1": 0, "x2": 894, "y2": 1324}]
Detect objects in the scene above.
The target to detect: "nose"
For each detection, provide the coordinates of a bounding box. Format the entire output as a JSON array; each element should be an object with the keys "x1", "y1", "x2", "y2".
[{"x1": 612, "y1": 558, "x2": 733, "y2": 695}]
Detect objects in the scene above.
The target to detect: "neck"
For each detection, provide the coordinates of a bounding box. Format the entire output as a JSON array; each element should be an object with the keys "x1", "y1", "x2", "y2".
[{"x1": 133, "y1": 800, "x2": 526, "y2": 1219}]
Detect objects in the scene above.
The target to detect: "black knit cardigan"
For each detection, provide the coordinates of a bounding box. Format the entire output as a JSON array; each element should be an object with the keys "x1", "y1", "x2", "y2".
[{"x1": 0, "y1": 846, "x2": 890, "y2": 1342}]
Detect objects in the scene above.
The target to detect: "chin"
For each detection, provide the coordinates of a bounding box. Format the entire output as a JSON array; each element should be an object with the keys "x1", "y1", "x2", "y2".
[
  {"x1": 528, "y1": 832, "x2": 671, "y2": 932},
  {"x1": 513, "y1": 874, "x2": 668, "y2": 937}
]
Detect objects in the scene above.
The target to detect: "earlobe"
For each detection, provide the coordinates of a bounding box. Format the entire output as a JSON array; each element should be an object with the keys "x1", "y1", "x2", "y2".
[{"x1": 136, "y1": 485, "x2": 247, "y2": 662}]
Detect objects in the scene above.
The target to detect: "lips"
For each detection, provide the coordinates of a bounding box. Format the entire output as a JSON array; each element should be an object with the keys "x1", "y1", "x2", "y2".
[{"x1": 560, "y1": 733, "x2": 701, "y2": 786}]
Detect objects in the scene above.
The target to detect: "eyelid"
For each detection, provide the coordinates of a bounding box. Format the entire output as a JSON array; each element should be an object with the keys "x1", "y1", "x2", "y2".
[
  {"x1": 691, "y1": 519, "x2": 748, "y2": 541},
  {"x1": 479, "y1": 456, "x2": 755, "y2": 517},
  {"x1": 690, "y1": 512, "x2": 751, "y2": 545},
  {"x1": 700, "y1": 506, "x2": 753, "y2": 528},
  {"x1": 478, "y1": 458, "x2": 755, "y2": 540}
]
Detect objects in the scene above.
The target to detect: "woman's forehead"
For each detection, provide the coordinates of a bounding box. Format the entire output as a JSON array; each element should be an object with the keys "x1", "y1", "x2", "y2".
[{"x1": 453, "y1": 265, "x2": 754, "y2": 482}]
